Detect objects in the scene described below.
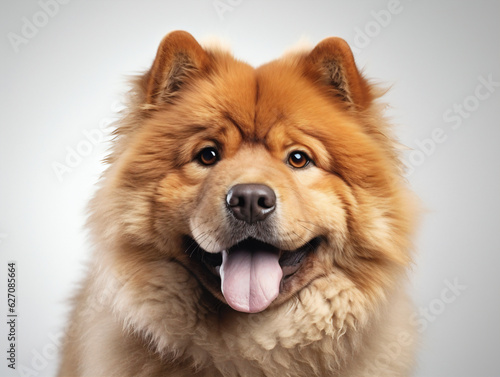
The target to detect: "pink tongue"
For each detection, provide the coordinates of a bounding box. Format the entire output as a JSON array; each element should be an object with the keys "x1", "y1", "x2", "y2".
[{"x1": 220, "y1": 246, "x2": 283, "y2": 313}]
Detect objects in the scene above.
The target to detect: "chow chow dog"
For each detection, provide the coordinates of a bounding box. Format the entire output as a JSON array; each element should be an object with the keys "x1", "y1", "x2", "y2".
[{"x1": 58, "y1": 31, "x2": 418, "y2": 377}]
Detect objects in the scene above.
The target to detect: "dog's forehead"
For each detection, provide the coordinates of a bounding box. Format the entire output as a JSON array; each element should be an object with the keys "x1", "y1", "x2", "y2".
[
  {"x1": 202, "y1": 57, "x2": 320, "y2": 143},
  {"x1": 167, "y1": 55, "x2": 335, "y2": 152}
]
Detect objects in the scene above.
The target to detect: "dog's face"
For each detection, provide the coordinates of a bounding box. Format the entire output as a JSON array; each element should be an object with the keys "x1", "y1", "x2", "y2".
[{"x1": 99, "y1": 31, "x2": 414, "y2": 315}]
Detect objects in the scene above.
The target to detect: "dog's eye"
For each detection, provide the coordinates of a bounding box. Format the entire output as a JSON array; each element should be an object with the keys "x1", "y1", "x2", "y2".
[
  {"x1": 197, "y1": 147, "x2": 219, "y2": 166},
  {"x1": 288, "y1": 151, "x2": 310, "y2": 169}
]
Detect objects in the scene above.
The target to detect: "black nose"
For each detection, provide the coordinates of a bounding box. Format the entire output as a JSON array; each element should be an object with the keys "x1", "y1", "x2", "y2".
[{"x1": 226, "y1": 184, "x2": 276, "y2": 224}]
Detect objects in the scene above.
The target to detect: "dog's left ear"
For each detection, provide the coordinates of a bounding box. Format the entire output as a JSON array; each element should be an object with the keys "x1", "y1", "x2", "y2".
[
  {"x1": 305, "y1": 37, "x2": 372, "y2": 109},
  {"x1": 145, "y1": 30, "x2": 210, "y2": 105}
]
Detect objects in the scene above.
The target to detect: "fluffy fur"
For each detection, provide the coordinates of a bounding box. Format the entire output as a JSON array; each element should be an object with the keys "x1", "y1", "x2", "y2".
[{"x1": 58, "y1": 31, "x2": 418, "y2": 377}]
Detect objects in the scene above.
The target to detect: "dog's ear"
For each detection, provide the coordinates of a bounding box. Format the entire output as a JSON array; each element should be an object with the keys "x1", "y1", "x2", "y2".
[
  {"x1": 145, "y1": 31, "x2": 210, "y2": 105},
  {"x1": 305, "y1": 37, "x2": 372, "y2": 108}
]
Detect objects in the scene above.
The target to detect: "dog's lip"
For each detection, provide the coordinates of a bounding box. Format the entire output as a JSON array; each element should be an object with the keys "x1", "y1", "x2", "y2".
[{"x1": 185, "y1": 236, "x2": 321, "y2": 279}]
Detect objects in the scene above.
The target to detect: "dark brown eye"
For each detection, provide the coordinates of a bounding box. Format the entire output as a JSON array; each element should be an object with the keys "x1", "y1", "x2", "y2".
[
  {"x1": 198, "y1": 147, "x2": 219, "y2": 166},
  {"x1": 288, "y1": 151, "x2": 310, "y2": 169}
]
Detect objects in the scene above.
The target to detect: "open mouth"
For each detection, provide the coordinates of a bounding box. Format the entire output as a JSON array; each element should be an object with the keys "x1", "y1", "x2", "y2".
[{"x1": 185, "y1": 236, "x2": 321, "y2": 313}]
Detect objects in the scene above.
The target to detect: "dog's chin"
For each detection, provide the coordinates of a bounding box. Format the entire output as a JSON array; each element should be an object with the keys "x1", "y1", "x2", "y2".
[{"x1": 183, "y1": 235, "x2": 322, "y2": 313}]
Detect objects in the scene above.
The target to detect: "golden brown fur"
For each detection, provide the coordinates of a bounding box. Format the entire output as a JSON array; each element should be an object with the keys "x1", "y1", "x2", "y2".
[{"x1": 58, "y1": 31, "x2": 418, "y2": 377}]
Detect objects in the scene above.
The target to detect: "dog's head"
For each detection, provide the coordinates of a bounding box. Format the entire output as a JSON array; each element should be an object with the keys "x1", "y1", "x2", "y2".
[{"x1": 93, "y1": 31, "x2": 416, "y2": 315}]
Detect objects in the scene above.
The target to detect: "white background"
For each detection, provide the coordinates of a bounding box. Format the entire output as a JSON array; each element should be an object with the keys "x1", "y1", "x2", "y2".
[{"x1": 1, "y1": 1, "x2": 499, "y2": 376}]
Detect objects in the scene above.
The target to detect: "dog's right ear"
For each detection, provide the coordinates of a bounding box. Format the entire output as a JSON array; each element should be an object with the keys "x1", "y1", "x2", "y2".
[{"x1": 145, "y1": 31, "x2": 210, "y2": 105}]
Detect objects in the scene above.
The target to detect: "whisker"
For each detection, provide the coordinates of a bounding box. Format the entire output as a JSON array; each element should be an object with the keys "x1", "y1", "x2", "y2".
[{"x1": 184, "y1": 232, "x2": 210, "y2": 257}]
